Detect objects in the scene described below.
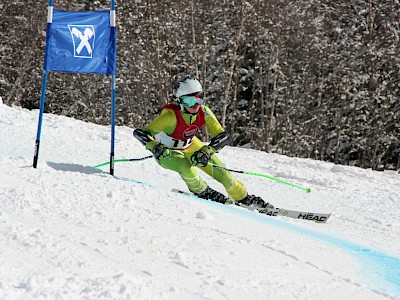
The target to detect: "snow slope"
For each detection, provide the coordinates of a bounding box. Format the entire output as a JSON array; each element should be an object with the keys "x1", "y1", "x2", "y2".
[{"x1": 0, "y1": 104, "x2": 399, "y2": 300}]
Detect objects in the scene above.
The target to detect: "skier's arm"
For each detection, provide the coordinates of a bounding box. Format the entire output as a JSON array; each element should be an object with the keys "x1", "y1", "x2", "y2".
[
  {"x1": 191, "y1": 106, "x2": 230, "y2": 167},
  {"x1": 143, "y1": 108, "x2": 177, "y2": 136},
  {"x1": 133, "y1": 109, "x2": 177, "y2": 159},
  {"x1": 133, "y1": 109, "x2": 177, "y2": 145},
  {"x1": 203, "y1": 106, "x2": 224, "y2": 137}
]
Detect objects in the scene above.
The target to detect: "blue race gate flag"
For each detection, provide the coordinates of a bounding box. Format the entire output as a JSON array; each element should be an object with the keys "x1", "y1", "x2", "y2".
[
  {"x1": 44, "y1": 9, "x2": 116, "y2": 75},
  {"x1": 33, "y1": 1, "x2": 118, "y2": 175}
]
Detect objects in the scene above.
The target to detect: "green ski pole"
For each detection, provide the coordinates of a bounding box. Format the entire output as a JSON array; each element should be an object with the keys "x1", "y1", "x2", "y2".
[
  {"x1": 93, "y1": 155, "x2": 153, "y2": 168},
  {"x1": 208, "y1": 162, "x2": 312, "y2": 193},
  {"x1": 93, "y1": 150, "x2": 186, "y2": 169}
]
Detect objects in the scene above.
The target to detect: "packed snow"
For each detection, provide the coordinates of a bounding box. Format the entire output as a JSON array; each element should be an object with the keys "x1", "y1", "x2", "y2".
[{"x1": 0, "y1": 103, "x2": 399, "y2": 300}]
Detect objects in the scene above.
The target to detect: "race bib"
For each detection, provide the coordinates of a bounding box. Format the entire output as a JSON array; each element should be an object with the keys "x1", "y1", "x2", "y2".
[{"x1": 154, "y1": 131, "x2": 194, "y2": 150}]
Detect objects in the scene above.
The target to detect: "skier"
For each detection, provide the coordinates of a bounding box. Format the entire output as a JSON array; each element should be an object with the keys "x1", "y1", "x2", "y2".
[{"x1": 133, "y1": 76, "x2": 273, "y2": 209}]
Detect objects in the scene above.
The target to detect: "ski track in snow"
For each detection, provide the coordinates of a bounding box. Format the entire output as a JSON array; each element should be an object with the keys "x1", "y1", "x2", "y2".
[{"x1": 0, "y1": 104, "x2": 400, "y2": 300}]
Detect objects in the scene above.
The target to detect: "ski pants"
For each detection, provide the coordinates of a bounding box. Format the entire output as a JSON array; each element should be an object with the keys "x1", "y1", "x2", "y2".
[{"x1": 154, "y1": 137, "x2": 247, "y2": 201}]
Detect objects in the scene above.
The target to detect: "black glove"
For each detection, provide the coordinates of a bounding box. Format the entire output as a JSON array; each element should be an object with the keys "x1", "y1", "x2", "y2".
[
  {"x1": 150, "y1": 142, "x2": 171, "y2": 160},
  {"x1": 133, "y1": 128, "x2": 153, "y2": 145},
  {"x1": 191, "y1": 145, "x2": 215, "y2": 167}
]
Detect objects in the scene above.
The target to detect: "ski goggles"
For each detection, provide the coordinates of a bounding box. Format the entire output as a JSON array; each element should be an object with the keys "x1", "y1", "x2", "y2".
[{"x1": 180, "y1": 92, "x2": 203, "y2": 107}]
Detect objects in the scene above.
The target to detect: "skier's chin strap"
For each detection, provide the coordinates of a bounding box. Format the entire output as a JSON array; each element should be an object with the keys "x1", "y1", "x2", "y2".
[{"x1": 183, "y1": 107, "x2": 199, "y2": 115}]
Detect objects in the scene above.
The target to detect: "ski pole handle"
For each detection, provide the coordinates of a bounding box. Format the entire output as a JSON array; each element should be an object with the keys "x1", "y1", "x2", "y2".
[{"x1": 208, "y1": 162, "x2": 312, "y2": 193}]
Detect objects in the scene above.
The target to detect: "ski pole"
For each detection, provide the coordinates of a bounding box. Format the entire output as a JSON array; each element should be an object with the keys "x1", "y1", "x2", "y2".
[
  {"x1": 92, "y1": 150, "x2": 186, "y2": 169},
  {"x1": 93, "y1": 155, "x2": 153, "y2": 168},
  {"x1": 208, "y1": 162, "x2": 312, "y2": 193}
]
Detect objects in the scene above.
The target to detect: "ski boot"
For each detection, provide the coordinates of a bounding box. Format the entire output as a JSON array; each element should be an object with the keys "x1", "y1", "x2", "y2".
[
  {"x1": 195, "y1": 186, "x2": 229, "y2": 204},
  {"x1": 239, "y1": 194, "x2": 274, "y2": 209}
]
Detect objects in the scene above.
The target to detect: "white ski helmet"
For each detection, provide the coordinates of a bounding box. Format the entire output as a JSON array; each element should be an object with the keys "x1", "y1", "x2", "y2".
[{"x1": 173, "y1": 76, "x2": 203, "y2": 99}]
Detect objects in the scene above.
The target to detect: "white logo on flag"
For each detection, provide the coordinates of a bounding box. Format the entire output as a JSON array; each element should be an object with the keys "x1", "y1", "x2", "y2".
[{"x1": 68, "y1": 25, "x2": 95, "y2": 58}]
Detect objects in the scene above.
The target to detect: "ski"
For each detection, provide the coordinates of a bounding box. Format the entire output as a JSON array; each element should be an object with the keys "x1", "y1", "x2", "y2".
[
  {"x1": 172, "y1": 189, "x2": 331, "y2": 223},
  {"x1": 257, "y1": 207, "x2": 330, "y2": 223}
]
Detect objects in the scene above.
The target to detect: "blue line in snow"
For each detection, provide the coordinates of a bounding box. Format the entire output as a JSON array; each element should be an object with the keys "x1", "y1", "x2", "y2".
[{"x1": 185, "y1": 194, "x2": 400, "y2": 297}]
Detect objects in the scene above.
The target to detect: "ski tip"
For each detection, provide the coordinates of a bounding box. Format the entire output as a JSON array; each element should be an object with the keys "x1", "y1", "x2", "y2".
[{"x1": 306, "y1": 188, "x2": 312, "y2": 193}]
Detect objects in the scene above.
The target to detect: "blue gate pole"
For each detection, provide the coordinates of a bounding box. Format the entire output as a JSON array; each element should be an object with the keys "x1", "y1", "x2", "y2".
[
  {"x1": 33, "y1": 71, "x2": 49, "y2": 168},
  {"x1": 110, "y1": 75, "x2": 116, "y2": 175},
  {"x1": 33, "y1": 0, "x2": 54, "y2": 168},
  {"x1": 109, "y1": 0, "x2": 117, "y2": 175}
]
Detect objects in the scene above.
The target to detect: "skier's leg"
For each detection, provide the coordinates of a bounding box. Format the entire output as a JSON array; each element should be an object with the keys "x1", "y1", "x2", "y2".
[
  {"x1": 198, "y1": 157, "x2": 273, "y2": 207},
  {"x1": 197, "y1": 154, "x2": 247, "y2": 201},
  {"x1": 155, "y1": 152, "x2": 207, "y2": 194},
  {"x1": 178, "y1": 137, "x2": 247, "y2": 201},
  {"x1": 156, "y1": 153, "x2": 227, "y2": 202}
]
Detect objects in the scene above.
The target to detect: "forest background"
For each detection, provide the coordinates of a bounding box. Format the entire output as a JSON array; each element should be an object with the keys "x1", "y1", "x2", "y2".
[{"x1": 1, "y1": 0, "x2": 399, "y2": 171}]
